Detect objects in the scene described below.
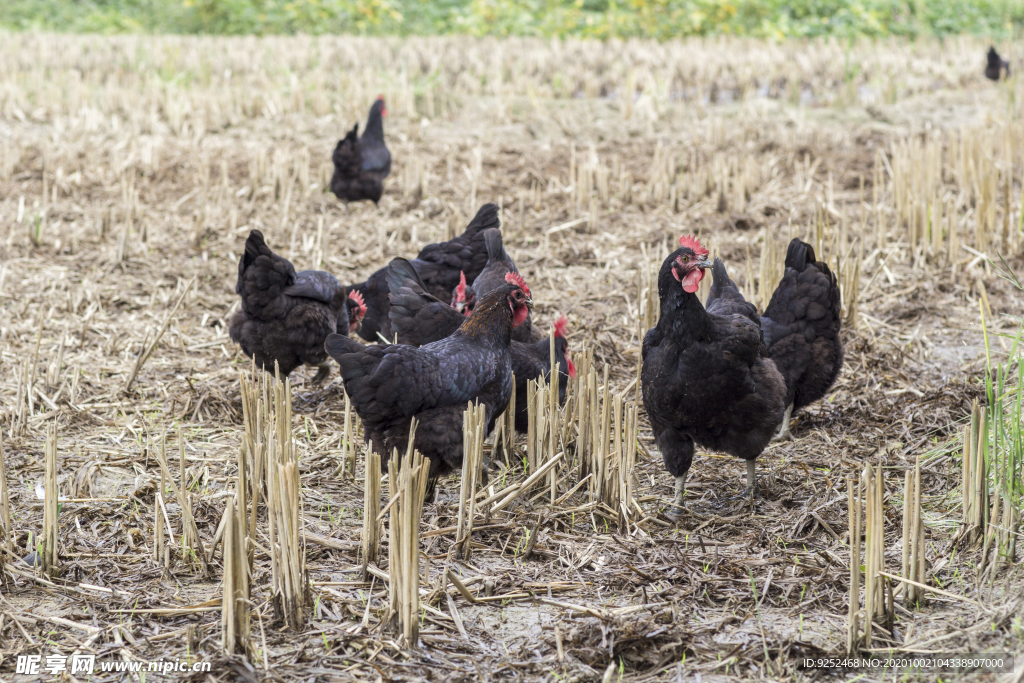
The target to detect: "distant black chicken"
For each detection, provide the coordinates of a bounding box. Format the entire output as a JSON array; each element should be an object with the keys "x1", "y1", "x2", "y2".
[
  {"x1": 385, "y1": 257, "x2": 574, "y2": 433},
  {"x1": 761, "y1": 239, "x2": 844, "y2": 441},
  {"x1": 642, "y1": 236, "x2": 786, "y2": 515},
  {"x1": 229, "y1": 230, "x2": 352, "y2": 384},
  {"x1": 330, "y1": 96, "x2": 391, "y2": 204},
  {"x1": 348, "y1": 203, "x2": 499, "y2": 342},
  {"x1": 325, "y1": 272, "x2": 532, "y2": 486},
  {"x1": 986, "y1": 47, "x2": 1010, "y2": 81}
]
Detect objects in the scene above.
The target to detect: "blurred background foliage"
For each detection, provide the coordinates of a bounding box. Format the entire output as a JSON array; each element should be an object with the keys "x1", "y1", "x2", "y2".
[{"x1": 1, "y1": 0, "x2": 1022, "y2": 38}]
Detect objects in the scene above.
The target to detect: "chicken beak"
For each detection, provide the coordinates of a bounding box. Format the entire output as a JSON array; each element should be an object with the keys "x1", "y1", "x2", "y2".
[{"x1": 696, "y1": 255, "x2": 712, "y2": 269}]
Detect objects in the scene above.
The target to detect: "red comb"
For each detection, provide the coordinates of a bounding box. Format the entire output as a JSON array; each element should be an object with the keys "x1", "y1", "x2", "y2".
[
  {"x1": 505, "y1": 271, "x2": 530, "y2": 297},
  {"x1": 553, "y1": 315, "x2": 568, "y2": 339},
  {"x1": 678, "y1": 234, "x2": 708, "y2": 256},
  {"x1": 348, "y1": 290, "x2": 366, "y2": 318},
  {"x1": 456, "y1": 271, "x2": 467, "y2": 301},
  {"x1": 377, "y1": 94, "x2": 384, "y2": 101}
]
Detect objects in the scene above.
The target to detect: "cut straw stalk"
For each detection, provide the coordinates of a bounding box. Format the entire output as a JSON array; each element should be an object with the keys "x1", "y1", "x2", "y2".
[
  {"x1": 901, "y1": 456, "x2": 925, "y2": 604},
  {"x1": 0, "y1": 431, "x2": 12, "y2": 559},
  {"x1": 221, "y1": 493, "x2": 251, "y2": 656},
  {"x1": 153, "y1": 430, "x2": 209, "y2": 574},
  {"x1": 125, "y1": 276, "x2": 195, "y2": 393},
  {"x1": 387, "y1": 422, "x2": 429, "y2": 648},
  {"x1": 361, "y1": 446, "x2": 382, "y2": 580},
  {"x1": 456, "y1": 402, "x2": 485, "y2": 560},
  {"x1": 846, "y1": 476, "x2": 860, "y2": 654},
  {"x1": 960, "y1": 399, "x2": 987, "y2": 547},
  {"x1": 42, "y1": 421, "x2": 58, "y2": 577},
  {"x1": 265, "y1": 374, "x2": 307, "y2": 630}
]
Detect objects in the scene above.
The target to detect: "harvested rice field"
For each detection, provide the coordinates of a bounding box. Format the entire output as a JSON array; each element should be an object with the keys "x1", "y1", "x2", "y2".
[{"x1": 0, "y1": 33, "x2": 1022, "y2": 682}]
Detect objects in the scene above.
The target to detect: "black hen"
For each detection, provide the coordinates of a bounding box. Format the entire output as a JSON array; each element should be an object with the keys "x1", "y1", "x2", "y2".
[
  {"x1": 229, "y1": 230, "x2": 350, "y2": 383},
  {"x1": 325, "y1": 274, "x2": 532, "y2": 485},
  {"x1": 450, "y1": 228, "x2": 535, "y2": 342},
  {"x1": 386, "y1": 257, "x2": 574, "y2": 432},
  {"x1": 641, "y1": 235, "x2": 786, "y2": 515},
  {"x1": 986, "y1": 47, "x2": 1010, "y2": 81},
  {"x1": 760, "y1": 239, "x2": 844, "y2": 440},
  {"x1": 329, "y1": 97, "x2": 391, "y2": 204},
  {"x1": 348, "y1": 203, "x2": 499, "y2": 342}
]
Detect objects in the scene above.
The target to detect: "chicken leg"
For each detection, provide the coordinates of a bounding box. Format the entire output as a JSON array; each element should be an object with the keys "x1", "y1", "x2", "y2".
[
  {"x1": 744, "y1": 459, "x2": 758, "y2": 498},
  {"x1": 724, "y1": 459, "x2": 760, "y2": 502},
  {"x1": 666, "y1": 472, "x2": 687, "y2": 520},
  {"x1": 310, "y1": 363, "x2": 332, "y2": 385},
  {"x1": 771, "y1": 403, "x2": 794, "y2": 442}
]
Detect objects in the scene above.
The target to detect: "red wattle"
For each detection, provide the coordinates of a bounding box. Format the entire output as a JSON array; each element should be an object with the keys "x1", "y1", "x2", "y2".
[
  {"x1": 682, "y1": 268, "x2": 703, "y2": 293},
  {"x1": 512, "y1": 305, "x2": 529, "y2": 327},
  {"x1": 566, "y1": 356, "x2": 577, "y2": 378}
]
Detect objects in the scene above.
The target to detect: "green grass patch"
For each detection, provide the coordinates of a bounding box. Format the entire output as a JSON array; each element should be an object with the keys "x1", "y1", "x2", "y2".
[{"x1": 2, "y1": 0, "x2": 1024, "y2": 39}]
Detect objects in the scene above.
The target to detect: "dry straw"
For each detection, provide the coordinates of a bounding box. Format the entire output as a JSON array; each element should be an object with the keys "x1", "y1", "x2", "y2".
[
  {"x1": 387, "y1": 424, "x2": 429, "y2": 648},
  {"x1": 41, "y1": 421, "x2": 59, "y2": 578},
  {"x1": 901, "y1": 456, "x2": 926, "y2": 604},
  {"x1": 221, "y1": 493, "x2": 251, "y2": 656},
  {"x1": 456, "y1": 402, "x2": 486, "y2": 560},
  {"x1": 124, "y1": 276, "x2": 195, "y2": 393},
  {"x1": 154, "y1": 429, "x2": 209, "y2": 575},
  {"x1": 0, "y1": 431, "x2": 12, "y2": 561},
  {"x1": 847, "y1": 465, "x2": 893, "y2": 651},
  {"x1": 361, "y1": 446, "x2": 382, "y2": 580},
  {"x1": 265, "y1": 374, "x2": 307, "y2": 630}
]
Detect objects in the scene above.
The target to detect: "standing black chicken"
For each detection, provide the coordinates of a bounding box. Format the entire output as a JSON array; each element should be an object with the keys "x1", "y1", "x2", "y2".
[
  {"x1": 642, "y1": 235, "x2": 786, "y2": 515},
  {"x1": 449, "y1": 228, "x2": 535, "y2": 342},
  {"x1": 330, "y1": 96, "x2": 391, "y2": 204},
  {"x1": 761, "y1": 239, "x2": 844, "y2": 441},
  {"x1": 325, "y1": 272, "x2": 532, "y2": 486},
  {"x1": 348, "y1": 203, "x2": 499, "y2": 342},
  {"x1": 386, "y1": 257, "x2": 575, "y2": 431},
  {"x1": 986, "y1": 47, "x2": 1010, "y2": 81},
  {"x1": 229, "y1": 230, "x2": 352, "y2": 384}
]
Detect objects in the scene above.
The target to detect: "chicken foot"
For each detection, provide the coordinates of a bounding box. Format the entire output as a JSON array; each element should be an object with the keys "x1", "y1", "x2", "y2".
[{"x1": 770, "y1": 403, "x2": 794, "y2": 442}]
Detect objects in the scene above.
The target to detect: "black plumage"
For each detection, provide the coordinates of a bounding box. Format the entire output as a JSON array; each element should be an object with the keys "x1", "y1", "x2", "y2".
[
  {"x1": 760, "y1": 239, "x2": 844, "y2": 440},
  {"x1": 326, "y1": 279, "x2": 532, "y2": 485},
  {"x1": 348, "y1": 203, "x2": 499, "y2": 342},
  {"x1": 986, "y1": 47, "x2": 1010, "y2": 81},
  {"x1": 385, "y1": 257, "x2": 574, "y2": 433},
  {"x1": 330, "y1": 97, "x2": 391, "y2": 204},
  {"x1": 641, "y1": 236, "x2": 786, "y2": 514},
  {"x1": 451, "y1": 228, "x2": 535, "y2": 342},
  {"x1": 229, "y1": 230, "x2": 350, "y2": 383}
]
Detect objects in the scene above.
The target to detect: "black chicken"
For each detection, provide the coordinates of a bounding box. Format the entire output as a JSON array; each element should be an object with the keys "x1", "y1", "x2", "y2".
[
  {"x1": 348, "y1": 203, "x2": 499, "y2": 342},
  {"x1": 344, "y1": 290, "x2": 367, "y2": 336},
  {"x1": 325, "y1": 272, "x2": 532, "y2": 486},
  {"x1": 451, "y1": 271, "x2": 474, "y2": 316},
  {"x1": 761, "y1": 239, "x2": 844, "y2": 441},
  {"x1": 229, "y1": 230, "x2": 352, "y2": 384},
  {"x1": 330, "y1": 96, "x2": 391, "y2": 204},
  {"x1": 386, "y1": 257, "x2": 575, "y2": 431},
  {"x1": 449, "y1": 228, "x2": 535, "y2": 342},
  {"x1": 642, "y1": 235, "x2": 786, "y2": 515},
  {"x1": 986, "y1": 47, "x2": 1010, "y2": 81}
]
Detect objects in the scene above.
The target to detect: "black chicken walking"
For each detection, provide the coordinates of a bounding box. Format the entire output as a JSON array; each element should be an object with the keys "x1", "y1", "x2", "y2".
[{"x1": 330, "y1": 96, "x2": 391, "y2": 204}]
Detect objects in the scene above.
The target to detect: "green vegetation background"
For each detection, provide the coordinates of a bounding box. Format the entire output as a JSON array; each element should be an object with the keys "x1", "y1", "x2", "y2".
[{"x1": 2, "y1": 0, "x2": 1022, "y2": 39}]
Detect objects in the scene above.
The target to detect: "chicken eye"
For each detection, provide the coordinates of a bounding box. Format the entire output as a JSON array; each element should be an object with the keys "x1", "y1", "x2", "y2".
[{"x1": 682, "y1": 256, "x2": 689, "y2": 262}]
